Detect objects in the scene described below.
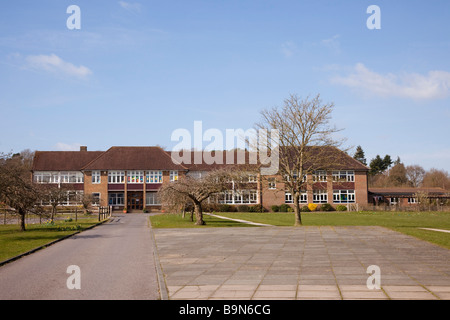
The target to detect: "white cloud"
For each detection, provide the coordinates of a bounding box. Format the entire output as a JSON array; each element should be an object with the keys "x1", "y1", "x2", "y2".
[
  {"x1": 118, "y1": 1, "x2": 141, "y2": 13},
  {"x1": 54, "y1": 142, "x2": 82, "y2": 151},
  {"x1": 331, "y1": 63, "x2": 450, "y2": 100},
  {"x1": 320, "y1": 34, "x2": 340, "y2": 54},
  {"x1": 25, "y1": 53, "x2": 92, "y2": 78},
  {"x1": 281, "y1": 41, "x2": 296, "y2": 58}
]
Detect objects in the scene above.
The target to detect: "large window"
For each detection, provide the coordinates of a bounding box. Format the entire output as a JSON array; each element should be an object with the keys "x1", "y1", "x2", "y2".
[
  {"x1": 92, "y1": 171, "x2": 101, "y2": 184},
  {"x1": 146, "y1": 192, "x2": 160, "y2": 205},
  {"x1": 333, "y1": 190, "x2": 355, "y2": 203},
  {"x1": 313, "y1": 190, "x2": 328, "y2": 203},
  {"x1": 285, "y1": 192, "x2": 307, "y2": 204},
  {"x1": 39, "y1": 190, "x2": 83, "y2": 206},
  {"x1": 313, "y1": 170, "x2": 327, "y2": 182},
  {"x1": 332, "y1": 171, "x2": 355, "y2": 182},
  {"x1": 34, "y1": 171, "x2": 83, "y2": 183},
  {"x1": 218, "y1": 190, "x2": 258, "y2": 204},
  {"x1": 146, "y1": 171, "x2": 163, "y2": 183},
  {"x1": 108, "y1": 171, "x2": 125, "y2": 183},
  {"x1": 109, "y1": 193, "x2": 124, "y2": 206},
  {"x1": 128, "y1": 171, "x2": 144, "y2": 183}
]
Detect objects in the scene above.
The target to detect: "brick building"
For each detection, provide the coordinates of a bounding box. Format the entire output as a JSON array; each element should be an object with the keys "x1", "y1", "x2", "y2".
[{"x1": 31, "y1": 145, "x2": 369, "y2": 212}]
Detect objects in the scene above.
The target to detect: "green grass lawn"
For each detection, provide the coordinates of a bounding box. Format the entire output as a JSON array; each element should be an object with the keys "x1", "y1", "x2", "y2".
[
  {"x1": 150, "y1": 211, "x2": 450, "y2": 249},
  {"x1": 0, "y1": 217, "x2": 105, "y2": 262}
]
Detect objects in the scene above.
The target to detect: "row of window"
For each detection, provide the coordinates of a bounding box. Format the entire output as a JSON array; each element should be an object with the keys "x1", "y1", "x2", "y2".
[
  {"x1": 269, "y1": 170, "x2": 355, "y2": 188},
  {"x1": 285, "y1": 190, "x2": 356, "y2": 204},
  {"x1": 108, "y1": 192, "x2": 160, "y2": 206},
  {"x1": 214, "y1": 190, "x2": 258, "y2": 205},
  {"x1": 389, "y1": 197, "x2": 418, "y2": 204},
  {"x1": 34, "y1": 172, "x2": 84, "y2": 184},
  {"x1": 33, "y1": 171, "x2": 179, "y2": 184}
]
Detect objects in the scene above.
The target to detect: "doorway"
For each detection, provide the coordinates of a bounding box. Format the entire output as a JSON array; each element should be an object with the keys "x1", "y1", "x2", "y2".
[{"x1": 128, "y1": 192, "x2": 143, "y2": 210}]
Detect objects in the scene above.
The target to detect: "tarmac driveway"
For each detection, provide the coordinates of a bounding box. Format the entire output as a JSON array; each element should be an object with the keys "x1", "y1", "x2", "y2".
[
  {"x1": 0, "y1": 214, "x2": 160, "y2": 300},
  {"x1": 153, "y1": 226, "x2": 450, "y2": 300}
]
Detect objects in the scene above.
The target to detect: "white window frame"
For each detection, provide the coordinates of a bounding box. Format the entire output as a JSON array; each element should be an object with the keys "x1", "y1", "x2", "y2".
[
  {"x1": 92, "y1": 193, "x2": 101, "y2": 206},
  {"x1": 390, "y1": 197, "x2": 399, "y2": 205},
  {"x1": 285, "y1": 191, "x2": 307, "y2": 204},
  {"x1": 170, "y1": 170, "x2": 178, "y2": 182},
  {"x1": 128, "y1": 171, "x2": 144, "y2": 184},
  {"x1": 146, "y1": 171, "x2": 163, "y2": 184},
  {"x1": 92, "y1": 171, "x2": 101, "y2": 184},
  {"x1": 146, "y1": 192, "x2": 160, "y2": 205},
  {"x1": 268, "y1": 177, "x2": 276, "y2": 190},
  {"x1": 408, "y1": 197, "x2": 417, "y2": 204},
  {"x1": 108, "y1": 193, "x2": 124, "y2": 206},
  {"x1": 313, "y1": 170, "x2": 327, "y2": 182},
  {"x1": 333, "y1": 189, "x2": 355, "y2": 203},
  {"x1": 313, "y1": 190, "x2": 328, "y2": 203},
  {"x1": 108, "y1": 171, "x2": 125, "y2": 184},
  {"x1": 332, "y1": 171, "x2": 355, "y2": 182}
]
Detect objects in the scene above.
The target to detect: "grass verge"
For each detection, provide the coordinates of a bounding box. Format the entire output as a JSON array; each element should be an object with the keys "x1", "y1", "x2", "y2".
[
  {"x1": 150, "y1": 211, "x2": 450, "y2": 249},
  {"x1": 0, "y1": 217, "x2": 105, "y2": 262}
]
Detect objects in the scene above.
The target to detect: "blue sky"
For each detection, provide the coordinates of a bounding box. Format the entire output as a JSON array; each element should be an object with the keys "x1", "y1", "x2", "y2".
[{"x1": 1, "y1": 0, "x2": 450, "y2": 171}]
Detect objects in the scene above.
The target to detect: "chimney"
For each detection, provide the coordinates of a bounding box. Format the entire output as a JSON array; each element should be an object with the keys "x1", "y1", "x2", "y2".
[{"x1": 80, "y1": 146, "x2": 87, "y2": 152}]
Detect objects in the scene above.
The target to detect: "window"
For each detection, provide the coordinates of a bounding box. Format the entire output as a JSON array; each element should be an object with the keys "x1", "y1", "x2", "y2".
[
  {"x1": 92, "y1": 193, "x2": 100, "y2": 206},
  {"x1": 109, "y1": 193, "x2": 124, "y2": 206},
  {"x1": 34, "y1": 171, "x2": 83, "y2": 183},
  {"x1": 313, "y1": 171, "x2": 327, "y2": 182},
  {"x1": 92, "y1": 171, "x2": 101, "y2": 184},
  {"x1": 284, "y1": 171, "x2": 306, "y2": 182},
  {"x1": 170, "y1": 171, "x2": 178, "y2": 182},
  {"x1": 146, "y1": 171, "x2": 163, "y2": 183},
  {"x1": 332, "y1": 171, "x2": 355, "y2": 182},
  {"x1": 248, "y1": 174, "x2": 257, "y2": 183},
  {"x1": 218, "y1": 190, "x2": 257, "y2": 204},
  {"x1": 390, "y1": 197, "x2": 399, "y2": 205},
  {"x1": 333, "y1": 190, "x2": 355, "y2": 203},
  {"x1": 313, "y1": 190, "x2": 328, "y2": 203},
  {"x1": 108, "y1": 171, "x2": 125, "y2": 184},
  {"x1": 128, "y1": 171, "x2": 144, "y2": 183},
  {"x1": 146, "y1": 192, "x2": 160, "y2": 205},
  {"x1": 408, "y1": 197, "x2": 417, "y2": 204},
  {"x1": 34, "y1": 172, "x2": 51, "y2": 183},
  {"x1": 268, "y1": 178, "x2": 276, "y2": 190},
  {"x1": 285, "y1": 192, "x2": 308, "y2": 204}
]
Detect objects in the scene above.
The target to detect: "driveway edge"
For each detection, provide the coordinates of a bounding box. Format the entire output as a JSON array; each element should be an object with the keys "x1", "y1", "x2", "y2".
[{"x1": 147, "y1": 216, "x2": 169, "y2": 300}]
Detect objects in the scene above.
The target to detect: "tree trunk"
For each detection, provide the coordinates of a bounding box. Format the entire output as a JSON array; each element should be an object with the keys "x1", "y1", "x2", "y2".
[
  {"x1": 293, "y1": 193, "x2": 302, "y2": 226},
  {"x1": 19, "y1": 210, "x2": 26, "y2": 231},
  {"x1": 194, "y1": 201, "x2": 205, "y2": 225}
]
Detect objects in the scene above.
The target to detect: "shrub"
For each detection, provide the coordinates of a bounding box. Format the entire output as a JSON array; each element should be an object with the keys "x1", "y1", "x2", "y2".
[
  {"x1": 218, "y1": 204, "x2": 231, "y2": 212},
  {"x1": 336, "y1": 205, "x2": 347, "y2": 211},
  {"x1": 308, "y1": 203, "x2": 318, "y2": 211},
  {"x1": 287, "y1": 207, "x2": 294, "y2": 212},
  {"x1": 279, "y1": 204, "x2": 290, "y2": 212},
  {"x1": 271, "y1": 205, "x2": 280, "y2": 212},
  {"x1": 249, "y1": 204, "x2": 264, "y2": 212},
  {"x1": 300, "y1": 205, "x2": 310, "y2": 212},
  {"x1": 239, "y1": 205, "x2": 249, "y2": 212},
  {"x1": 320, "y1": 203, "x2": 334, "y2": 211}
]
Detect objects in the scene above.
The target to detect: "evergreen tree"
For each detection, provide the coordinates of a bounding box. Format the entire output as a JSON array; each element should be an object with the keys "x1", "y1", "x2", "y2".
[{"x1": 353, "y1": 145, "x2": 367, "y2": 165}]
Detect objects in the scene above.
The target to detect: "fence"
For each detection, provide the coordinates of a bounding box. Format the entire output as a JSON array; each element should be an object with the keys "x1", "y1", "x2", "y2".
[{"x1": 98, "y1": 206, "x2": 112, "y2": 221}]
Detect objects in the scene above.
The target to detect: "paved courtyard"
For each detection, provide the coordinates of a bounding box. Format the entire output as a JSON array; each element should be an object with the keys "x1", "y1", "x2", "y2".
[{"x1": 153, "y1": 226, "x2": 450, "y2": 300}]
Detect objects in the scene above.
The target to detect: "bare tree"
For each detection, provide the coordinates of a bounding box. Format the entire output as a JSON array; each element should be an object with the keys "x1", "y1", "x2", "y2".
[
  {"x1": 0, "y1": 152, "x2": 42, "y2": 231},
  {"x1": 158, "y1": 168, "x2": 248, "y2": 225},
  {"x1": 406, "y1": 165, "x2": 425, "y2": 187},
  {"x1": 39, "y1": 184, "x2": 70, "y2": 222},
  {"x1": 255, "y1": 93, "x2": 344, "y2": 226}
]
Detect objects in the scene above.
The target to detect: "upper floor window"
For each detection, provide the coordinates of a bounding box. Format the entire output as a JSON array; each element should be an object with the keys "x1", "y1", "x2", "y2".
[
  {"x1": 108, "y1": 171, "x2": 125, "y2": 184},
  {"x1": 332, "y1": 171, "x2": 355, "y2": 182},
  {"x1": 128, "y1": 171, "x2": 144, "y2": 184},
  {"x1": 34, "y1": 171, "x2": 83, "y2": 183},
  {"x1": 92, "y1": 171, "x2": 101, "y2": 184},
  {"x1": 170, "y1": 170, "x2": 178, "y2": 182},
  {"x1": 147, "y1": 171, "x2": 163, "y2": 184},
  {"x1": 312, "y1": 170, "x2": 327, "y2": 182},
  {"x1": 268, "y1": 177, "x2": 276, "y2": 190}
]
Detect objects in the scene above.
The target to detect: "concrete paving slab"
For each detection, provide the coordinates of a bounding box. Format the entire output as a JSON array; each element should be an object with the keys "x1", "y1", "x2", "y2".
[{"x1": 153, "y1": 226, "x2": 450, "y2": 300}]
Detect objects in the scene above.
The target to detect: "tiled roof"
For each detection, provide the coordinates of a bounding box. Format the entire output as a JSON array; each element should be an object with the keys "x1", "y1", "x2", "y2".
[
  {"x1": 82, "y1": 146, "x2": 188, "y2": 171},
  {"x1": 32, "y1": 151, "x2": 104, "y2": 171}
]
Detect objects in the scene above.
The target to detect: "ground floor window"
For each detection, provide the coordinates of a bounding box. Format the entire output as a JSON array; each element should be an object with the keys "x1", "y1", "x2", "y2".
[
  {"x1": 109, "y1": 193, "x2": 124, "y2": 206},
  {"x1": 390, "y1": 197, "x2": 399, "y2": 205},
  {"x1": 146, "y1": 192, "x2": 160, "y2": 205},
  {"x1": 285, "y1": 192, "x2": 307, "y2": 204},
  {"x1": 218, "y1": 190, "x2": 258, "y2": 204},
  {"x1": 92, "y1": 193, "x2": 101, "y2": 206},
  {"x1": 313, "y1": 190, "x2": 328, "y2": 203},
  {"x1": 40, "y1": 190, "x2": 84, "y2": 206},
  {"x1": 408, "y1": 197, "x2": 417, "y2": 204},
  {"x1": 333, "y1": 190, "x2": 355, "y2": 203}
]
